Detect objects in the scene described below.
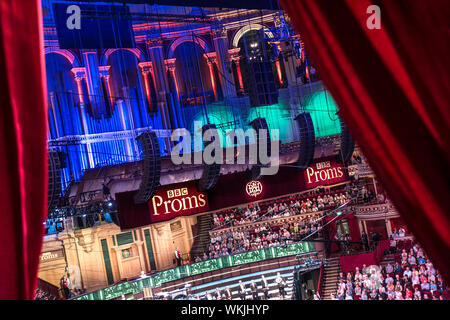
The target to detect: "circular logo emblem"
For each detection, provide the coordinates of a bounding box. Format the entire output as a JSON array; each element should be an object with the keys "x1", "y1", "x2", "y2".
[{"x1": 245, "y1": 180, "x2": 263, "y2": 197}]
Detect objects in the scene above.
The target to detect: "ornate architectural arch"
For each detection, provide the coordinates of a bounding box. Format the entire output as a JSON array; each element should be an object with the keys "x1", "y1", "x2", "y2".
[
  {"x1": 232, "y1": 23, "x2": 274, "y2": 48},
  {"x1": 44, "y1": 47, "x2": 81, "y2": 67},
  {"x1": 167, "y1": 35, "x2": 211, "y2": 59},
  {"x1": 101, "y1": 48, "x2": 146, "y2": 65}
]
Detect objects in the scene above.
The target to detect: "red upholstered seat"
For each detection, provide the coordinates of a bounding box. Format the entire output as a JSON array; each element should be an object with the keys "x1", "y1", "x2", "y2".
[{"x1": 354, "y1": 295, "x2": 360, "y2": 300}]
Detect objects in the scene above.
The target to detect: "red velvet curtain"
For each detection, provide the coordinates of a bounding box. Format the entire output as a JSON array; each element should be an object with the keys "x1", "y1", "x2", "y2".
[
  {"x1": 280, "y1": 0, "x2": 450, "y2": 281},
  {"x1": 0, "y1": 0, "x2": 48, "y2": 299}
]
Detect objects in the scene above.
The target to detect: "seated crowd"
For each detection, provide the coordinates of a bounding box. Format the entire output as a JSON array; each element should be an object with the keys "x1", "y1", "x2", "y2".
[
  {"x1": 332, "y1": 241, "x2": 448, "y2": 300},
  {"x1": 198, "y1": 217, "x2": 322, "y2": 261},
  {"x1": 212, "y1": 187, "x2": 353, "y2": 230},
  {"x1": 34, "y1": 288, "x2": 58, "y2": 300}
]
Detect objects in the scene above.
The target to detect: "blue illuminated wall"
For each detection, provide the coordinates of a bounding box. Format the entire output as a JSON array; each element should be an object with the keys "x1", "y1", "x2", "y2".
[{"x1": 43, "y1": 0, "x2": 341, "y2": 192}]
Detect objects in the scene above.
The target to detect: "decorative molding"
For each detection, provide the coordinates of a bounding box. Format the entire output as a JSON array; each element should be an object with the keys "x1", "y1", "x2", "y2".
[
  {"x1": 354, "y1": 202, "x2": 400, "y2": 220},
  {"x1": 138, "y1": 61, "x2": 153, "y2": 75},
  {"x1": 71, "y1": 67, "x2": 87, "y2": 80},
  {"x1": 146, "y1": 38, "x2": 164, "y2": 48},
  {"x1": 45, "y1": 47, "x2": 81, "y2": 67},
  {"x1": 228, "y1": 48, "x2": 241, "y2": 61},
  {"x1": 164, "y1": 58, "x2": 176, "y2": 72},
  {"x1": 232, "y1": 23, "x2": 274, "y2": 48},
  {"x1": 203, "y1": 52, "x2": 217, "y2": 64}
]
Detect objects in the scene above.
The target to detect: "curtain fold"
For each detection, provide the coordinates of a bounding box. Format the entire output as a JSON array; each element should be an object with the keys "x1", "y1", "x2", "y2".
[
  {"x1": 280, "y1": 0, "x2": 450, "y2": 281},
  {"x1": 0, "y1": 0, "x2": 48, "y2": 299}
]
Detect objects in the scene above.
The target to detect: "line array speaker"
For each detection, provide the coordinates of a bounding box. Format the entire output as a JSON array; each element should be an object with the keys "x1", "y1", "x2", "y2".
[
  {"x1": 295, "y1": 113, "x2": 315, "y2": 170},
  {"x1": 198, "y1": 124, "x2": 221, "y2": 192},
  {"x1": 48, "y1": 149, "x2": 62, "y2": 211},
  {"x1": 339, "y1": 117, "x2": 355, "y2": 164},
  {"x1": 249, "y1": 117, "x2": 271, "y2": 180},
  {"x1": 249, "y1": 117, "x2": 271, "y2": 158},
  {"x1": 245, "y1": 61, "x2": 278, "y2": 107},
  {"x1": 134, "y1": 130, "x2": 161, "y2": 204}
]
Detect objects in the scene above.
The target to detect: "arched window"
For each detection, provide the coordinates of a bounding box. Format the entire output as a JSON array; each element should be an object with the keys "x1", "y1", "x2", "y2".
[{"x1": 174, "y1": 41, "x2": 213, "y2": 106}]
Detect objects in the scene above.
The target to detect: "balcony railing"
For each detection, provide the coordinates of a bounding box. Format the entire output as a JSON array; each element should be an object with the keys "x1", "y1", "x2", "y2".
[
  {"x1": 354, "y1": 202, "x2": 399, "y2": 219},
  {"x1": 74, "y1": 241, "x2": 316, "y2": 301}
]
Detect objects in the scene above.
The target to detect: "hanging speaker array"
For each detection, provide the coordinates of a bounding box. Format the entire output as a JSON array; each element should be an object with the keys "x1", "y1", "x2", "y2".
[
  {"x1": 339, "y1": 116, "x2": 355, "y2": 164},
  {"x1": 198, "y1": 124, "x2": 221, "y2": 192},
  {"x1": 295, "y1": 113, "x2": 315, "y2": 170},
  {"x1": 48, "y1": 149, "x2": 63, "y2": 211},
  {"x1": 134, "y1": 130, "x2": 161, "y2": 204},
  {"x1": 248, "y1": 117, "x2": 271, "y2": 180}
]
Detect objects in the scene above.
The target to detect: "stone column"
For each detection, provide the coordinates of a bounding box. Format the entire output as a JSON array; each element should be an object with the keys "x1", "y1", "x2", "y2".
[
  {"x1": 98, "y1": 65, "x2": 113, "y2": 107},
  {"x1": 146, "y1": 39, "x2": 171, "y2": 129},
  {"x1": 146, "y1": 38, "x2": 173, "y2": 152},
  {"x1": 273, "y1": 42, "x2": 285, "y2": 86},
  {"x1": 229, "y1": 48, "x2": 244, "y2": 95},
  {"x1": 81, "y1": 51, "x2": 108, "y2": 117},
  {"x1": 138, "y1": 61, "x2": 155, "y2": 111},
  {"x1": 71, "y1": 67, "x2": 95, "y2": 169},
  {"x1": 204, "y1": 53, "x2": 218, "y2": 101},
  {"x1": 165, "y1": 58, "x2": 183, "y2": 128},
  {"x1": 273, "y1": 15, "x2": 300, "y2": 87},
  {"x1": 211, "y1": 26, "x2": 236, "y2": 100},
  {"x1": 116, "y1": 98, "x2": 135, "y2": 160}
]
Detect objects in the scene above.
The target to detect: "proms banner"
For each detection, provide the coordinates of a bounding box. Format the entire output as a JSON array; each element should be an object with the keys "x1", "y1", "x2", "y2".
[
  {"x1": 304, "y1": 158, "x2": 348, "y2": 188},
  {"x1": 116, "y1": 181, "x2": 209, "y2": 229},
  {"x1": 117, "y1": 157, "x2": 351, "y2": 230}
]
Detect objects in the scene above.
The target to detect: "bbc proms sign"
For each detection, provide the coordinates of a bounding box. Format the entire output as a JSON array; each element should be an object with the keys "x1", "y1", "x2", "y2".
[
  {"x1": 148, "y1": 181, "x2": 209, "y2": 224},
  {"x1": 304, "y1": 159, "x2": 348, "y2": 187}
]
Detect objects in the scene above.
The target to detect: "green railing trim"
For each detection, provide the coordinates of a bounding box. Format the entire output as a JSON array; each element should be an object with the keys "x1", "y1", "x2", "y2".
[{"x1": 74, "y1": 241, "x2": 315, "y2": 300}]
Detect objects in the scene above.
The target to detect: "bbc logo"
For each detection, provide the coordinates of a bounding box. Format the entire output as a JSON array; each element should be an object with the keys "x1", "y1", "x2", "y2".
[{"x1": 167, "y1": 188, "x2": 188, "y2": 199}]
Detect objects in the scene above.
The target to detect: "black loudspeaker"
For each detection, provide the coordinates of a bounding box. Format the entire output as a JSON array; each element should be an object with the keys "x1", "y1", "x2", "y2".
[
  {"x1": 249, "y1": 117, "x2": 271, "y2": 180},
  {"x1": 48, "y1": 149, "x2": 62, "y2": 211},
  {"x1": 339, "y1": 117, "x2": 355, "y2": 163},
  {"x1": 245, "y1": 61, "x2": 278, "y2": 107},
  {"x1": 198, "y1": 124, "x2": 221, "y2": 192},
  {"x1": 247, "y1": 165, "x2": 262, "y2": 181},
  {"x1": 249, "y1": 117, "x2": 271, "y2": 157},
  {"x1": 295, "y1": 113, "x2": 315, "y2": 170},
  {"x1": 134, "y1": 131, "x2": 161, "y2": 204},
  {"x1": 297, "y1": 268, "x2": 320, "y2": 300}
]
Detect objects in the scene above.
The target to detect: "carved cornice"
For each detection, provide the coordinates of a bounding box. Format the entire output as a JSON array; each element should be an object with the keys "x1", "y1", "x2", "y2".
[
  {"x1": 203, "y1": 52, "x2": 217, "y2": 64},
  {"x1": 164, "y1": 58, "x2": 176, "y2": 72},
  {"x1": 211, "y1": 26, "x2": 227, "y2": 39},
  {"x1": 74, "y1": 227, "x2": 99, "y2": 253},
  {"x1": 228, "y1": 48, "x2": 241, "y2": 61},
  {"x1": 138, "y1": 61, "x2": 153, "y2": 74},
  {"x1": 146, "y1": 38, "x2": 164, "y2": 48},
  {"x1": 98, "y1": 65, "x2": 111, "y2": 78},
  {"x1": 71, "y1": 67, "x2": 87, "y2": 80}
]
